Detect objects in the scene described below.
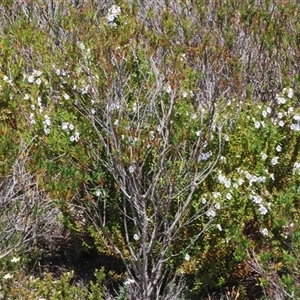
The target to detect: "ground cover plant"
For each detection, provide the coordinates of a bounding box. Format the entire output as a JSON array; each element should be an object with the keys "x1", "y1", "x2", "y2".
[{"x1": 1, "y1": 0, "x2": 300, "y2": 299}]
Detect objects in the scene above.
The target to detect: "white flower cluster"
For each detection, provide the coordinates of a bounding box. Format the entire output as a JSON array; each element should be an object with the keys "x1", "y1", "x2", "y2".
[
  {"x1": 52, "y1": 65, "x2": 68, "y2": 77},
  {"x1": 240, "y1": 169, "x2": 267, "y2": 186},
  {"x1": 26, "y1": 69, "x2": 42, "y2": 85},
  {"x1": 283, "y1": 87, "x2": 294, "y2": 99},
  {"x1": 260, "y1": 228, "x2": 269, "y2": 236},
  {"x1": 11, "y1": 256, "x2": 20, "y2": 263},
  {"x1": 182, "y1": 90, "x2": 194, "y2": 98},
  {"x1": 3, "y1": 75, "x2": 13, "y2": 85},
  {"x1": 291, "y1": 114, "x2": 300, "y2": 131},
  {"x1": 109, "y1": 102, "x2": 121, "y2": 111},
  {"x1": 253, "y1": 117, "x2": 266, "y2": 129},
  {"x1": 198, "y1": 150, "x2": 212, "y2": 161},
  {"x1": 61, "y1": 121, "x2": 80, "y2": 142},
  {"x1": 206, "y1": 202, "x2": 221, "y2": 218},
  {"x1": 293, "y1": 162, "x2": 300, "y2": 175},
  {"x1": 261, "y1": 107, "x2": 272, "y2": 118},
  {"x1": 217, "y1": 171, "x2": 231, "y2": 188},
  {"x1": 106, "y1": 5, "x2": 121, "y2": 26},
  {"x1": 43, "y1": 114, "x2": 51, "y2": 135},
  {"x1": 206, "y1": 208, "x2": 217, "y2": 218},
  {"x1": 249, "y1": 194, "x2": 270, "y2": 215},
  {"x1": 255, "y1": 88, "x2": 298, "y2": 130},
  {"x1": 3, "y1": 273, "x2": 13, "y2": 280},
  {"x1": 276, "y1": 94, "x2": 287, "y2": 105},
  {"x1": 37, "y1": 97, "x2": 44, "y2": 113}
]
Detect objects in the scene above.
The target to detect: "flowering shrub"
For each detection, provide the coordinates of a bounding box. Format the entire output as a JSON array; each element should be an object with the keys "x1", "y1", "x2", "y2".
[
  {"x1": 182, "y1": 88, "x2": 300, "y2": 297},
  {"x1": 1, "y1": 0, "x2": 300, "y2": 299}
]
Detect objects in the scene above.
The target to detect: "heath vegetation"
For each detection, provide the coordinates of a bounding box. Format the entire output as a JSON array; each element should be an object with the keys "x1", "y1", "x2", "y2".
[{"x1": 1, "y1": 0, "x2": 300, "y2": 299}]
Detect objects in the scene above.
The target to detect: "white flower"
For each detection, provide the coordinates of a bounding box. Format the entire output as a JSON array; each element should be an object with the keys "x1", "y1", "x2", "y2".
[
  {"x1": 201, "y1": 198, "x2": 207, "y2": 204},
  {"x1": 278, "y1": 120, "x2": 285, "y2": 127},
  {"x1": 124, "y1": 278, "x2": 135, "y2": 286},
  {"x1": 28, "y1": 75, "x2": 35, "y2": 83},
  {"x1": 294, "y1": 114, "x2": 300, "y2": 121},
  {"x1": 55, "y1": 68, "x2": 61, "y2": 76},
  {"x1": 262, "y1": 110, "x2": 267, "y2": 117},
  {"x1": 250, "y1": 195, "x2": 262, "y2": 204},
  {"x1": 260, "y1": 228, "x2": 268, "y2": 236},
  {"x1": 291, "y1": 123, "x2": 300, "y2": 131},
  {"x1": 237, "y1": 178, "x2": 244, "y2": 186},
  {"x1": 254, "y1": 120, "x2": 260, "y2": 128},
  {"x1": 287, "y1": 107, "x2": 294, "y2": 115},
  {"x1": 261, "y1": 153, "x2": 268, "y2": 160},
  {"x1": 63, "y1": 93, "x2": 70, "y2": 100},
  {"x1": 276, "y1": 145, "x2": 282, "y2": 152},
  {"x1": 206, "y1": 209, "x2": 216, "y2": 218},
  {"x1": 110, "y1": 103, "x2": 120, "y2": 111},
  {"x1": 276, "y1": 94, "x2": 286, "y2": 105},
  {"x1": 128, "y1": 166, "x2": 135, "y2": 173},
  {"x1": 216, "y1": 224, "x2": 222, "y2": 231},
  {"x1": 70, "y1": 135, "x2": 75, "y2": 142},
  {"x1": 95, "y1": 189, "x2": 101, "y2": 197},
  {"x1": 165, "y1": 83, "x2": 172, "y2": 94},
  {"x1": 214, "y1": 202, "x2": 221, "y2": 210},
  {"x1": 182, "y1": 91, "x2": 188, "y2": 98},
  {"x1": 43, "y1": 115, "x2": 51, "y2": 126},
  {"x1": 198, "y1": 151, "x2": 212, "y2": 161},
  {"x1": 44, "y1": 127, "x2": 50, "y2": 135},
  {"x1": 3, "y1": 273, "x2": 13, "y2": 280},
  {"x1": 184, "y1": 253, "x2": 190, "y2": 261},
  {"x1": 226, "y1": 193, "x2": 232, "y2": 200},
  {"x1": 33, "y1": 69, "x2": 42, "y2": 77},
  {"x1": 106, "y1": 5, "x2": 121, "y2": 23},
  {"x1": 74, "y1": 130, "x2": 80, "y2": 141},
  {"x1": 29, "y1": 113, "x2": 36, "y2": 124},
  {"x1": 62, "y1": 122, "x2": 69, "y2": 130},
  {"x1": 258, "y1": 205, "x2": 268, "y2": 215},
  {"x1": 35, "y1": 78, "x2": 42, "y2": 85},
  {"x1": 213, "y1": 192, "x2": 221, "y2": 198},
  {"x1": 11, "y1": 256, "x2": 20, "y2": 263},
  {"x1": 196, "y1": 130, "x2": 201, "y2": 137},
  {"x1": 271, "y1": 156, "x2": 279, "y2": 165},
  {"x1": 224, "y1": 179, "x2": 231, "y2": 188},
  {"x1": 293, "y1": 162, "x2": 300, "y2": 174},
  {"x1": 133, "y1": 234, "x2": 140, "y2": 241},
  {"x1": 78, "y1": 42, "x2": 85, "y2": 50},
  {"x1": 24, "y1": 93, "x2": 30, "y2": 100},
  {"x1": 283, "y1": 87, "x2": 293, "y2": 99},
  {"x1": 69, "y1": 123, "x2": 75, "y2": 130},
  {"x1": 157, "y1": 124, "x2": 163, "y2": 133},
  {"x1": 277, "y1": 112, "x2": 283, "y2": 119}
]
